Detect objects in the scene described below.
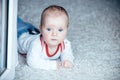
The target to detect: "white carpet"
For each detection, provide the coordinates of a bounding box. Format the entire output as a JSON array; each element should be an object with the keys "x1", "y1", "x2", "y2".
[{"x1": 14, "y1": 0, "x2": 120, "y2": 80}]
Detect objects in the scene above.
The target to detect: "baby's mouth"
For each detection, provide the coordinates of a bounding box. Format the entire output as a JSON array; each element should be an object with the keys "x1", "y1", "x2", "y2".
[{"x1": 51, "y1": 39, "x2": 57, "y2": 41}]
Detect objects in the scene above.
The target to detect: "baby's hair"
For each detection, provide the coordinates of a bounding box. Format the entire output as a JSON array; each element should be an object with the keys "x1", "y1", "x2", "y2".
[{"x1": 40, "y1": 5, "x2": 69, "y2": 27}]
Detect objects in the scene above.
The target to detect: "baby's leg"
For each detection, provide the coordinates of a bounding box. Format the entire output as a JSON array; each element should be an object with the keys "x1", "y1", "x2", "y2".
[{"x1": 17, "y1": 17, "x2": 39, "y2": 38}]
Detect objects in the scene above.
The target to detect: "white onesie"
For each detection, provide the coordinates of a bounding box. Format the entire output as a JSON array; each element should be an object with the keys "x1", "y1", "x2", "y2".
[{"x1": 18, "y1": 32, "x2": 74, "y2": 70}]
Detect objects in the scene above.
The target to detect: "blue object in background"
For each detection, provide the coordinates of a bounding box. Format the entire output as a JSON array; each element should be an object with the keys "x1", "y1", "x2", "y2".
[{"x1": 17, "y1": 17, "x2": 40, "y2": 38}]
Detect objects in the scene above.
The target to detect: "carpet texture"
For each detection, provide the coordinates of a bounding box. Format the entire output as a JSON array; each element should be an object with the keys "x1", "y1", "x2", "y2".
[{"x1": 14, "y1": 0, "x2": 120, "y2": 80}]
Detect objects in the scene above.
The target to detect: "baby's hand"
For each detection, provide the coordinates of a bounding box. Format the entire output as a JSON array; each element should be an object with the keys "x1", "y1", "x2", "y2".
[{"x1": 62, "y1": 60, "x2": 74, "y2": 68}]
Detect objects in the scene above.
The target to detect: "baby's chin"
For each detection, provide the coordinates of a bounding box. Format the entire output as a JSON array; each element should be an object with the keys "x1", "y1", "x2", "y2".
[
  {"x1": 50, "y1": 41, "x2": 62, "y2": 44},
  {"x1": 47, "y1": 43, "x2": 60, "y2": 47},
  {"x1": 47, "y1": 40, "x2": 64, "y2": 46}
]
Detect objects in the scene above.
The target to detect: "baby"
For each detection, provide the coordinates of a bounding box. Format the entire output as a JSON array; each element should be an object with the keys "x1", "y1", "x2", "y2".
[{"x1": 17, "y1": 5, "x2": 74, "y2": 70}]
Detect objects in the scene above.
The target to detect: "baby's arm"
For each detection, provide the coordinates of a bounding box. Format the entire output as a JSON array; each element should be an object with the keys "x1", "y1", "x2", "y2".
[
  {"x1": 56, "y1": 60, "x2": 62, "y2": 69},
  {"x1": 61, "y1": 40, "x2": 74, "y2": 68},
  {"x1": 27, "y1": 49, "x2": 60, "y2": 70}
]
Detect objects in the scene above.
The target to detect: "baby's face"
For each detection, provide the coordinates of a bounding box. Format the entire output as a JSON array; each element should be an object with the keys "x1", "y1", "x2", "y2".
[{"x1": 41, "y1": 14, "x2": 68, "y2": 47}]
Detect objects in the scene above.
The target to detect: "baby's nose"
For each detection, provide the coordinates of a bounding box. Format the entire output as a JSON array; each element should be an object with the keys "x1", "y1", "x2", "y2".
[{"x1": 52, "y1": 30, "x2": 57, "y2": 36}]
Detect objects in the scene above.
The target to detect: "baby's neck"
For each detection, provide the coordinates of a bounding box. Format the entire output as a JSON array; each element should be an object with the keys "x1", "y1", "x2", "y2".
[{"x1": 47, "y1": 45, "x2": 58, "y2": 55}]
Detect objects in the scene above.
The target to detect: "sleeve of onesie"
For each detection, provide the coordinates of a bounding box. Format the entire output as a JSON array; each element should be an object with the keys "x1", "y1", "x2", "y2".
[
  {"x1": 61, "y1": 39, "x2": 74, "y2": 64},
  {"x1": 17, "y1": 33, "x2": 36, "y2": 54},
  {"x1": 27, "y1": 49, "x2": 57, "y2": 70}
]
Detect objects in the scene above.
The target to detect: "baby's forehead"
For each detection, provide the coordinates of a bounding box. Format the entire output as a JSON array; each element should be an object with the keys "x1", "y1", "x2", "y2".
[{"x1": 45, "y1": 10, "x2": 67, "y2": 17}]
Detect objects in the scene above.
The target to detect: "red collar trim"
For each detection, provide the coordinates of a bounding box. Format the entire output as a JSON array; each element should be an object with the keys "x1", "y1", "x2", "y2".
[
  {"x1": 40, "y1": 35, "x2": 65, "y2": 57},
  {"x1": 45, "y1": 43, "x2": 61, "y2": 57}
]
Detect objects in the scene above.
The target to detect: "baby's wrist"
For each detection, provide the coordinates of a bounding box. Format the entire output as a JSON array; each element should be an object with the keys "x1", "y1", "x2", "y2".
[{"x1": 56, "y1": 61, "x2": 62, "y2": 69}]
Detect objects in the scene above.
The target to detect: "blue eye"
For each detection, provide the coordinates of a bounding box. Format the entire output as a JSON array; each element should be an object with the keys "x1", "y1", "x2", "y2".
[
  {"x1": 58, "y1": 29, "x2": 63, "y2": 32},
  {"x1": 46, "y1": 28, "x2": 51, "y2": 31}
]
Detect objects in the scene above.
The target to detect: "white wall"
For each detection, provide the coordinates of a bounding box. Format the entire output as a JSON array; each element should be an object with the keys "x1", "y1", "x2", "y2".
[
  {"x1": 0, "y1": 0, "x2": 18, "y2": 80},
  {"x1": 0, "y1": 0, "x2": 2, "y2": 68}
]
